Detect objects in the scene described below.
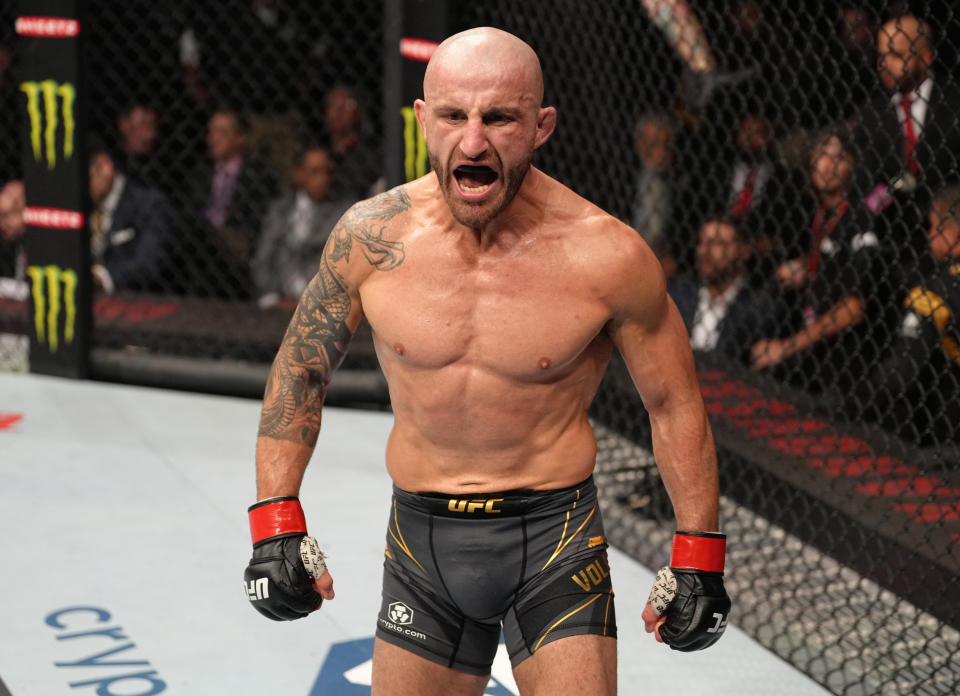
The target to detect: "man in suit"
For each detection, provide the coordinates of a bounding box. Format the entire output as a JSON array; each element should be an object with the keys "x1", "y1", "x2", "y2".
[
  {"x1": 630, "y1": 113, "x2": 698, "y2": 278},
  {"x1": 115, "y1": 102, "x2": 160, "y2": 188},
  {"x1": 853, "y1": 14, "x2": 960, "y2": 283},
  {"x1": 720, "y1": 112, "x2": 813, "y2": 283},
  {"x1": 668, "y1": 216, "x2": 784, "y2": 365},
  {"x1": 186, "y1": 108, "x2": 277, "y2": 299},
  {"x1": 321, "y1": 85, "x2": 385, "y2": 201},
  {"x1": 88, "y1": 143, "x2": 175, "y2": 294},
  {"x1": 252, "y1": 145, "x2": 354, "y2": 311}
]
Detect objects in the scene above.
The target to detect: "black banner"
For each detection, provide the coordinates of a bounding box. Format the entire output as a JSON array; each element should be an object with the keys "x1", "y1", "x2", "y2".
[
  {"x1": 18, "y1": 0, "x2": 90, "y2": 377},
  {"x1": 384, "y1": 0, "x2": 450, "y2": 187}
]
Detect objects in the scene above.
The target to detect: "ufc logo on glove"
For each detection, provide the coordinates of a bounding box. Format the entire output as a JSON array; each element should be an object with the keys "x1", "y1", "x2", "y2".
[{"x1": 646, "y1": 531, "x2": 731, "y2": 651}]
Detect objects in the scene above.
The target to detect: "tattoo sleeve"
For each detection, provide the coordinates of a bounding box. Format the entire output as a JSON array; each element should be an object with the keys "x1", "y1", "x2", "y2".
[{"x1": 257, "y1": 189, "x2": 409, "y2": 445}]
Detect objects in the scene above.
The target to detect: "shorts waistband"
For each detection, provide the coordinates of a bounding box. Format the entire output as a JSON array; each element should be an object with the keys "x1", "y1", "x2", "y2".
[{"x1": 393, "y1": 475, "x2": 596, "y2": 518}]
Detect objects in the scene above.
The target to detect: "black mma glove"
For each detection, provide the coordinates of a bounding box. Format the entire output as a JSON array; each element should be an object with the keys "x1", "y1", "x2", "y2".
[
  {"x1": 647, "y1": 531, "x2": 731, "y2": 651},
  {"x1": 244, "y1": 496, "x2": 327, "y2": 621}
]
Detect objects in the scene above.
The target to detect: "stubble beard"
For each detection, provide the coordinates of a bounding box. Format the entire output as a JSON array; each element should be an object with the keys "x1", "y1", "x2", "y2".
[{"x1": 701, "y1": 260, "x2": 742, "y2": 290}]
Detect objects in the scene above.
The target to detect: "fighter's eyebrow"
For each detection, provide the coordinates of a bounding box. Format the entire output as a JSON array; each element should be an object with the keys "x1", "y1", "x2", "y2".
[
  {"x1": 482, "y1": 107, "x2": 523, "y2": 121},
  {"x1": 431, "y1": 103, "x2": 524, "y2": 120},
  {"x1": 433, "y1": 103, "x2": 465, "y2": 115}
]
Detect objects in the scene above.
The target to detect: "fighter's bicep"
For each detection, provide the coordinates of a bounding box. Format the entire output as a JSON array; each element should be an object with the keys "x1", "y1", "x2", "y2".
[
  {"x1": 312, "y1": 189, "x2": 411, "y2": 315},
  {"x1": 609, "y1": 287, "x2": 698, "y2": 413}
]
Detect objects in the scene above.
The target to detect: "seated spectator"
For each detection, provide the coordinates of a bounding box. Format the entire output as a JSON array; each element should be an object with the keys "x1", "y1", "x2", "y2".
[
  {"x1": 668, "y1": 217, "x2": 785, "y2": 365},
  {"x1": 322, "y1": 85, "x2": 385, "y2": 200},
  {"x1": 848, "y1": 183, "x2": 960, "y2": 445},
  {"x1": 0, "y1": 179, "x2": 26, "y2": 296},
  {"x1": 178, "y1": 2, "x2": 332, "y2": 187},
  {"x1": 114, "y1": 102, "x2": 160, "y2": 187},
  {"x1": 252, "y1": 145, "x2": 353, "y2": 311},
  {"x1": 630, "y1": 113, "x2": 686, "y2": 276},
  {"x1": 773, "y1": 129, "x2": 865, "y2": 331},
  {"x1": 720, "y1": 112, "x2": 811, "y2": 280},
  {"x1": 750, "y1": 138, "x2": 885, "y2": 394},
  {"x1": 88, "y1": 142, "x2": 175, "y2": 294},
  {"x1": 185, "y1": 108, "x2": 276, "y2": 299},
  {"x1": 113, "y1": 100, "x2": 192, "y2": 197}
]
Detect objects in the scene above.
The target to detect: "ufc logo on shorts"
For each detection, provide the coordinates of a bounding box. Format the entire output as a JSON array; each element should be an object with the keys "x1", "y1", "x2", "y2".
[
  {"x1": 246, "y1": 578, "x2": 269, "y2": 601},
  {"x1": 707, "y1": 612, "x2": 727, "y2": 634}
]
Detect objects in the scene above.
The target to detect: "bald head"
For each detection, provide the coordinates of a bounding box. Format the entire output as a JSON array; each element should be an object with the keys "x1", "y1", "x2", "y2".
[
  {"x1": 877, "y1": 15, "x2": 933, "y2": 93},
  {"x1": 423, "y1": 27, "x2": 545, "y2": 107},
  {"x1": 879, "y1": 15, "x2": 932, "y2": 52},
  {"x1": 412, "y1": 27, "x2": 557, "y2": 230}
]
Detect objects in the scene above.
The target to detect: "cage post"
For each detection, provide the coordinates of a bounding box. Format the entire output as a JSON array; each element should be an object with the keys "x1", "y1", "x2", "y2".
[
  {"x1": 383, "y1": 0, "x2": 450, "y2": 189},
  {"x1": 17, "y1": 0, "x2": 90, "y2": 378}
]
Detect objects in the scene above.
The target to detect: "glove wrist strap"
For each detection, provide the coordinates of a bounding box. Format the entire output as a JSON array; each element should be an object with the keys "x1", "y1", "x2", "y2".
[
  {"x1": 670, "y1": 531, "x2": 726, "y2": 573},
  {"x1": 249, "y1": 496, "x2": 307, "y2": 545}
]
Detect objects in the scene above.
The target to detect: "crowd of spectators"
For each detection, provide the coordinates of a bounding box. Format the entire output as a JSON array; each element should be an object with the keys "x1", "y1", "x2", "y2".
[
  {"x1": 636, "y1": 7, "x2": 960, "y2": 445},
  {"x1": 0, "y1": 2, "x2": 957, "y2": 446},
  {"x1": 0, "y1": 0, "x2": 381, "y2": 307}
]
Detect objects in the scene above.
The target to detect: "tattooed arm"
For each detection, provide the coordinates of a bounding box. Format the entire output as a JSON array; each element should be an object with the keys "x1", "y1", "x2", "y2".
[{"x1": 255, "y1": 189, "x2": 409, "y2": 499}]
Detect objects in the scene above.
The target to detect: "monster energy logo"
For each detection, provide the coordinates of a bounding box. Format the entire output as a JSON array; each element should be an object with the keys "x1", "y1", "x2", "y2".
[
  {"x1": 21, "y1": 80, "x2": 76, "y2": 170},
  {"x1": 401, "y1": 105, "x2": 428, "y2": 182},
  {"x1": 26, "y1": 265, "x2": 78, "y2": 353}
]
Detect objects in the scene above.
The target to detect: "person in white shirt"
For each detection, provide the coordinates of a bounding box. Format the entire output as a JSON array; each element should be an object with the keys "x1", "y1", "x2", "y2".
[{"x1": 668, "y1": 217, "x2": 785, "y2": 364}]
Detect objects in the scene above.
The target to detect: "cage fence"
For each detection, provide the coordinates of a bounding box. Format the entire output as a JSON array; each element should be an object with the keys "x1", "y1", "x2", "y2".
[{"x1": 2, "y1": 1, "x2": 960, "y2": 693}]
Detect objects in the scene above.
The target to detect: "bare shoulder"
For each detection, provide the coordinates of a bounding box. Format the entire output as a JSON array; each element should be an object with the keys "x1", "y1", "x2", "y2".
[
  {"x1": 324, "y1": 185, "x2": 412, "y2": 283},
  {"x1": 541, "y1": 174, "x2": 665, "y2": 316}
]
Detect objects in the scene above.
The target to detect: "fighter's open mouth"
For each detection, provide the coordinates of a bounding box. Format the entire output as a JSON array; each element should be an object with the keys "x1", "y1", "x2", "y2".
[{"x1": 454, "y1": 165, "x2": 498, "y2": 193}]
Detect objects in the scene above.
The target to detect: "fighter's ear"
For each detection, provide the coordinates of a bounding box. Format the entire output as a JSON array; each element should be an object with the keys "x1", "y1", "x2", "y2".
[
  {"x1": 534, "y1": 106, "x2": 557, "y2": 150},
  {"x1": 414, "y1": 99, "x2": 428, "y2": 143}
]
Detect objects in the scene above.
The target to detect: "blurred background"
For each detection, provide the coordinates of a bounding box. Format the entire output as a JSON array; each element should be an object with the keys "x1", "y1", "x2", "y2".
[{"x1": 1, "y1": 1, "x2": 959, "y2": 693}]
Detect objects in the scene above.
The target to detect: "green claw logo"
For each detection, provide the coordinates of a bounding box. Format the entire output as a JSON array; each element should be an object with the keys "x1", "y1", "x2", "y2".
[
  {"x1": 401, "y1": 105, "x2": 428, "y2": 182},
  {"x1": 21, "y1": 80, "x2": 76, "y2": 170},
  {"x1": 26, "y1": 265, "x2": 77, "y2": 353}
]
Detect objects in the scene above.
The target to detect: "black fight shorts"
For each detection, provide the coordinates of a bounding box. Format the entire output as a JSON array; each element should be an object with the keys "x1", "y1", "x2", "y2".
[{"x1": 375, "y1": 475, "x2": 616, "y2": 675}]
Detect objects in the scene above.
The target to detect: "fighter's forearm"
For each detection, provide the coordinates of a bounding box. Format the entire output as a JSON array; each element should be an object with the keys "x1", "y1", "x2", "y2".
[
  {"x1": 641, "y1": 0, "x2": 716, "y2": 72},
  {"x1": 253, "y1": 189, "x2": 410, "y2": 498},
  {"x1": 255, "y1": 349, "x2": 342, "y2": 499},
  {"x1": 255, "y1": 435, "x2": 315, "y2": 499},
  {"x1": 648, "y1": 399, "x2": 720, "y2": 532}
]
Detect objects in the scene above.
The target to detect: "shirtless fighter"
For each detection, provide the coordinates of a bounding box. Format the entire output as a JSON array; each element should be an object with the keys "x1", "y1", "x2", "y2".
[{"x1": 244, "y1": 27, "x2": 730, "y2": 695}]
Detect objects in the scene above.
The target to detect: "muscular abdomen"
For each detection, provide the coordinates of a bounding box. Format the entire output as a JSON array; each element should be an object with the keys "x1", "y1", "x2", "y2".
[{"x1": 379, "y1": 338, "x2": 612, "y2": 493}]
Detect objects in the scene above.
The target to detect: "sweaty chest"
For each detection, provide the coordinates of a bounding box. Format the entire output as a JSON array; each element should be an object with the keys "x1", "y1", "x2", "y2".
[{"x1": 361, "y1": 247, "x2": 609, "y2": 379}]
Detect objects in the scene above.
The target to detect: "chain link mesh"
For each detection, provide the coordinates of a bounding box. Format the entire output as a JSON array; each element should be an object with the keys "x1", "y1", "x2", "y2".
[
  {"x1": 2, "y1": 1, "x2": 960, "y2": 692},
  {"x1": 462, "y1": 2, "x2": 960, "y2": 693}
]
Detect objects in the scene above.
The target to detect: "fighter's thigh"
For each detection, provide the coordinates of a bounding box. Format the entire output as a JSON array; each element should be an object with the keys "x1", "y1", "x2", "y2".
[
  {"x1": 511, "y1": 634, "x2": 617, "y2": 696},
  {"x1": 371, "y1": 637, "x2": 490, "y2": 696}
]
